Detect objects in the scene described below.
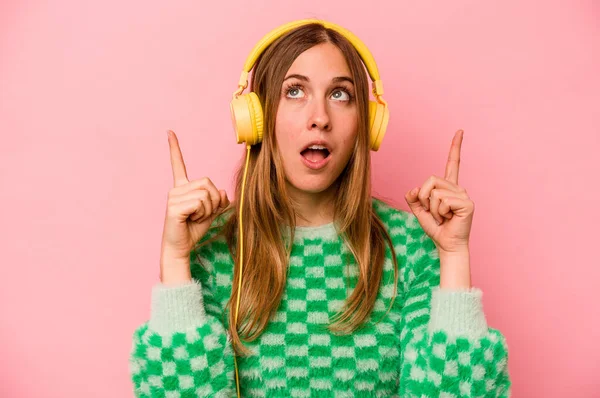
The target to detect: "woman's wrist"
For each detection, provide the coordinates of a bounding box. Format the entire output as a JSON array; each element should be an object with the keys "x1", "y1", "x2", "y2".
[
  {"x1": 160, "y1": 251, "x2": 192, "y2": 286},
  {"x1": 438, "y1": 249, "x2": 472, "y2": 290}
]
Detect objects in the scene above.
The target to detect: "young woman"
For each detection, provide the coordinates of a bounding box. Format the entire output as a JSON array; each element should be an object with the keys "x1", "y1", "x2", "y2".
[{"x1": 129, "y1": 20, "x2": 511, "y2": 397}]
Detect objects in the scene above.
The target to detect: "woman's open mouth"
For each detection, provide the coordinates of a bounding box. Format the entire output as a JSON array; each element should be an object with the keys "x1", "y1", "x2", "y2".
[{"x1": 300, "y1": 146, "x2": 331, "y2": 170}]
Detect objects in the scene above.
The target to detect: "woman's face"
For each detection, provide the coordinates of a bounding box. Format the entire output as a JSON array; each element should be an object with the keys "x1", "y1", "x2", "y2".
[{"x1": 275, "y1": 42, "x2": 358, "y2": 195}]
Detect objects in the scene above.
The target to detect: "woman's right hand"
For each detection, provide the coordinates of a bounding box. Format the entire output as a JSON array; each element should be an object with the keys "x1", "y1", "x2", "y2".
[{"x1": 159, "y1": 130, "x2": 230, "y2": 285}]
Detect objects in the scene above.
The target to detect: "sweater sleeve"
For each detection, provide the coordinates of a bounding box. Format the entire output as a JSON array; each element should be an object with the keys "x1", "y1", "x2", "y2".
[
  {"x1": 128, "y1": 241, "x2": 236, "y2": 397},
  {"x1": 397, "y1": 216, "x2": 512, "y2": 397}
]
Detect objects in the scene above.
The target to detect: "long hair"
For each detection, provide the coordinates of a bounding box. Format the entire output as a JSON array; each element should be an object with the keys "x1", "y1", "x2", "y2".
[{"x1": 195, "y1": 22, "x2": 398, "y2": 357}]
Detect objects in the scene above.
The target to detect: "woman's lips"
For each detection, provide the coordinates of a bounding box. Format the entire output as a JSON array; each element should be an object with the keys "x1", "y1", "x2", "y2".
[{"x1": 300, "y1": 152, "x2": 331, "y2": 170}]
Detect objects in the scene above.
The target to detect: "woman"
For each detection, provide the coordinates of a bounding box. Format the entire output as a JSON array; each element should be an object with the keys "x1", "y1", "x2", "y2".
[{"x1": 129, "y1": 19, "x2": 511, "y2": 397}]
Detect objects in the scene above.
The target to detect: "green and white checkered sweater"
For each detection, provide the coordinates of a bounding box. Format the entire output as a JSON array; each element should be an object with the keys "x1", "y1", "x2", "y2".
[{"x1": 129, "y1": 198, "x2": 511, "y2": 397}]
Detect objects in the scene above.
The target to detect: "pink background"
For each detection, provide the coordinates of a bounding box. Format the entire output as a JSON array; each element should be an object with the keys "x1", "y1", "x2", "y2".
[{"x1": 1, "y1": 0, "x2": 598, "y2": 397}]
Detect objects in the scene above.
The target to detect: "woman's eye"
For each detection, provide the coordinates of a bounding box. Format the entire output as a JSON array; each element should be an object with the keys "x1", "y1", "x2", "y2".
[
  {"x1": 285, "y1": 86, "x2": 353, "y2": 101},
  {"x1": 331, "y1": 89, "x2": 351, "y2": 101},
  {"x1": 286, "y1": 87, "x2": 304, "y2": 98}
]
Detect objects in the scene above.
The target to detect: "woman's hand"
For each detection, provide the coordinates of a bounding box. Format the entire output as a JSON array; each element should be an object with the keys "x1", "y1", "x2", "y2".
[
  {"x1": 404, "y1": 130, "x2": 474, "y2": 288},
  {"x1": 160, "y1": 130, "x2": 230, "y2": 285}
]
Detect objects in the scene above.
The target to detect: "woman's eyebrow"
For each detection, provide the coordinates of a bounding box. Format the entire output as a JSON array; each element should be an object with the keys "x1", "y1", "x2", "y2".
[
  {"x1": 283, "y1": 74, "x2": 354, "y2": 85},
  {"x1": 331, "y1": 76, "x2": 354, "y2": 85}
]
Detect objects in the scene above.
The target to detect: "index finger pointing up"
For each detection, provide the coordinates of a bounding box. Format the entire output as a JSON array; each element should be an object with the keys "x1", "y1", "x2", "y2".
[
  {"x1": 167, "y1": 130, "x2": 189, "y2": 187},
  {"x1": 444, "y1": 129, "x2": 463, "y2": 184}
]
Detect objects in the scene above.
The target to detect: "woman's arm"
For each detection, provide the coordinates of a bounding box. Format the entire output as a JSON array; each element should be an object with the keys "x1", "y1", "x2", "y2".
[
  {"x1": 129, "y1": 240, "x2": 236, "y2": 397},
  {"x1": 397, "y1": 216, "x2": 511, "y2": 397}
]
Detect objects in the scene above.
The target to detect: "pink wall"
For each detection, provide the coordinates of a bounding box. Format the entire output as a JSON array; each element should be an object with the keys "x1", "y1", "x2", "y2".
[{"x1": 1, "y1": 0, "x2": 598, "y2": 396}]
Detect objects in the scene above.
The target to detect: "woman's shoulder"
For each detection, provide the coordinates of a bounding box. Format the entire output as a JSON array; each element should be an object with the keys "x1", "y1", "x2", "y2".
[
  {"x1": 371, "y1": 196, "x2": 435, "y2": 254},
  {"x1": 372, "y1": 197, "x2": 439, "y2": 295},
  {"x1": 372, "y1": 196, "x2": 419, "y2": 230}
]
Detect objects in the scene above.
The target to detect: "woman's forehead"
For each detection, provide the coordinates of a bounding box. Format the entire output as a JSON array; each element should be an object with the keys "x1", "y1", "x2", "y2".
[{"x1": 286, "y1": 43, "x2": 351, "y2": 80}]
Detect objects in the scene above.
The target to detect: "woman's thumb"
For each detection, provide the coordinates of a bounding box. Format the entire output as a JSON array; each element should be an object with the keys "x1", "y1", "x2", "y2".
[
  {"x1": 405, "y1": 187, "x2": 438, "y2": 231},
  {"x1": 405, "y1": 187, "x2": 422, "y2": 213}
]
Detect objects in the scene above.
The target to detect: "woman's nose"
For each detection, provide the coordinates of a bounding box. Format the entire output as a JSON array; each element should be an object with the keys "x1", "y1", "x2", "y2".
[{"x1": 308, "y1": 98, "x2": 331, "y2": 131}]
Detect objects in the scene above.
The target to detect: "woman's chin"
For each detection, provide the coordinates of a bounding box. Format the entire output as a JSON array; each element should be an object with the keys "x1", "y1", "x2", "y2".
[{"x1": 286, "y1": 178, "x2": 336, "y2": 195}]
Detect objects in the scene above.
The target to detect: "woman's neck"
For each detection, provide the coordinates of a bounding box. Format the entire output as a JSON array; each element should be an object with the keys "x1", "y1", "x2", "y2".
[{"x1": 286, "y1": 181, "x2": 337, "y2": 227}]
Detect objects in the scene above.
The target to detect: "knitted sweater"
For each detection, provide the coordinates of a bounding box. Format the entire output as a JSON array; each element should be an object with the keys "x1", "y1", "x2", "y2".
[{"x1": 129, "y1": 198, "x2": 511, "y2": 397}]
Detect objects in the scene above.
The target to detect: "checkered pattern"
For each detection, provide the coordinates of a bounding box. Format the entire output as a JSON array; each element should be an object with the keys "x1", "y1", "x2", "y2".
[
  {"x1": 129, "y1": 198, "x2": 511, "y2": 397},
  {"x1": 130, "y1": 318, "x2": 236, "y2": 397}
]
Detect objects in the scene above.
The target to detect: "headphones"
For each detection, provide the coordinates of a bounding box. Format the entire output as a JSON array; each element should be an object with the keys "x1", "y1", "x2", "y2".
[
  {"x1": 228, "y1": 19, "x2": 389, "y2": 397},
  {"x1": 230, "y1": 18, "x2": 389, "y2": 151}
]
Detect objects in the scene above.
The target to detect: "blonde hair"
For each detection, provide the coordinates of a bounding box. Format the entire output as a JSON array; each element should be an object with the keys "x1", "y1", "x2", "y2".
[{"x1": 195, "y1": 23, "x2": 398, "y2": 357}]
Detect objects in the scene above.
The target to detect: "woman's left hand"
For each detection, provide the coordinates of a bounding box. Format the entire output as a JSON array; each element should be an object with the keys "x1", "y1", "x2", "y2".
[{"x1": 404, "y1": 130, "x2": 474, "y2": 255}]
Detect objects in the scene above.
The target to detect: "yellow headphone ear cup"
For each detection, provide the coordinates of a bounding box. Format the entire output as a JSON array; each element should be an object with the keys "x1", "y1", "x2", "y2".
[
  {"x1": 368, "y1": 100, "x2": 389, "y2": 151},
  {"x1": 230, "y1": 92, "x2": 264, "y2": 145},
  {"x1": 248, "y1": 92, "x2": 264, "y2": 144}
]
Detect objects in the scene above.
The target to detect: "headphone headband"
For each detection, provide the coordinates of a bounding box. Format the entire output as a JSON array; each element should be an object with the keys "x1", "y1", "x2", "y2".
[{"x1": 233, "y1": 18, "x2": 385, "y2": 99}]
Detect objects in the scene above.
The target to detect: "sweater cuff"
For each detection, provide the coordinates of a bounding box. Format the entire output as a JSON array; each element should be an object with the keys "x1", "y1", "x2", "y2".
[
  {"x1": 148, "y1": 279, "x2": 207, "y2": 334},
  {"x1": 427, "y1": 286, "x2": 488, "y2": 339}
]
